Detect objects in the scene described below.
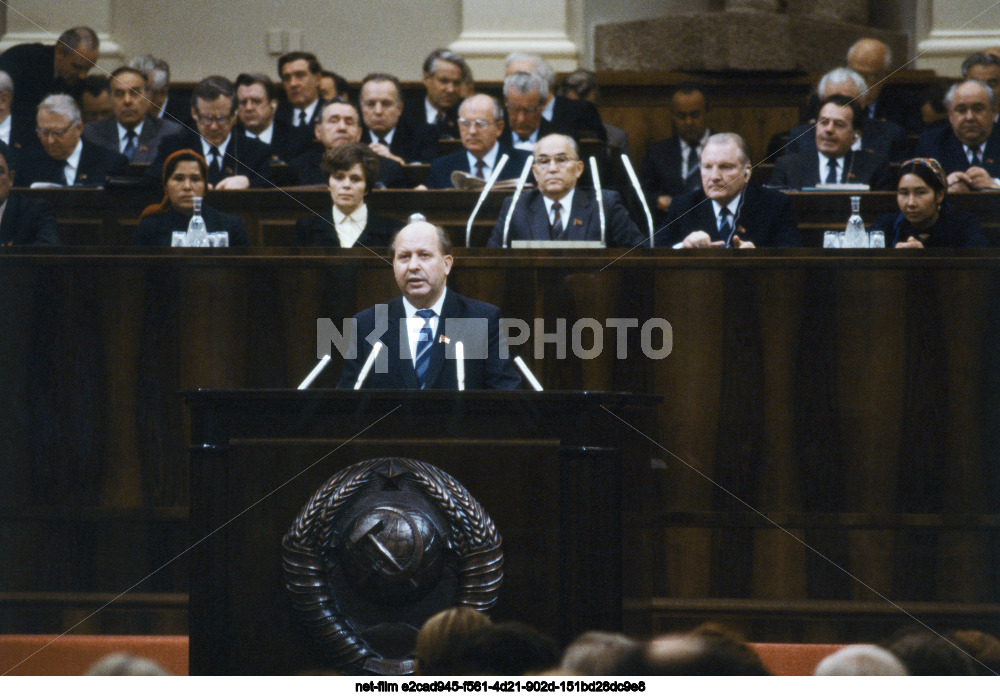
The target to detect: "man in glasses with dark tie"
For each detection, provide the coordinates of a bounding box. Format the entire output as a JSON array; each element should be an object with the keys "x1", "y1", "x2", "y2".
[
  {"x1": 915, "y1": 79, "x2": 1000, "y2": 191},
  {"x1": 337, "y1": 221, "x2": 521, "y2": 390},
  {"x1": 82, "y1": 66, "x2": 182, "y2": 166},
  {"x1": 147, "y1": 75, "x2": 272, "y2": 189}
]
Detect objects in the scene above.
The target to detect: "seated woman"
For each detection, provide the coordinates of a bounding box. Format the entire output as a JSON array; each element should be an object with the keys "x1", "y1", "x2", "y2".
[
  {"x1": 294, "y1": 142, "x2": 402, "y2": 248},
  {"x1": 133, "y1": 149, "x2": 250, "y2": 246},
  {"x1": 873, "y1": 157, "x2": 988, "y2": 248}
]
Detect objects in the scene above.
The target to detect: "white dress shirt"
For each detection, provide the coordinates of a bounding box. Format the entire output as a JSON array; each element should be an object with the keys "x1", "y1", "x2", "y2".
[
  {"x1": 333, "y1": 203, "x2": 368, "y2": 248},
  {"x1": 63, "y1": 139, "x2": 84, "y2": 185},
  {"x1": 465, "y1": 142, "x2": 501, "y2": 179}
]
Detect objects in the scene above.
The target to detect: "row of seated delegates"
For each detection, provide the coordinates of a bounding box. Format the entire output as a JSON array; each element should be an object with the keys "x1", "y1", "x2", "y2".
[
  {"x1": 874, "y1": 157, "x2": 986, "y2": 248},
  {"x1": 769, "y1": 94, "x2": 894, "y2": 190},
  {"x1": 0, "y1": 140, "x2": 59, "y2": 245},
  {"x1": 133, "y1": 149, "x2": 250, "y2": 247}
]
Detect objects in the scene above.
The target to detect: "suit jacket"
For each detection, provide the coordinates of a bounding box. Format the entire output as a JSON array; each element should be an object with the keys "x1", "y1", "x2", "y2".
[
  {"x1": 498, "y1": 118, "x2": 557, "y2": 151},
  {"x1": 336, "y1": 291, "x2": 522, "y2": 390},
  {"x1": 287, "y1": 147, "x2": 405, "y2": 188},
  {"x1": 785, "y1": 117, "x2": 911, "y2": 163},
  {"x1": 132, "y1": 204, "x2": 251, "y2": 246},
  {"x1": 488, "y1": 189, "x2": 646, "y2": 248},
  {"x1": 0, "y1": 43, "x2": 78, "y2": 143},
  {"x1": 914, "y1": 123, "x2": 1000, "y2": 178},
  {"x1": 400, "y1": 95, "x2": 460, "y2": 139},
  {"x1": 549, "y1": 96, "x2": 607, "y2": 141},
  {"x1": 426, "y1": 145, "x2": 530, "y2": 189},
  {"x1": 769, "y1": 149, "x2": 894, "y2": 190},
  {"x1": 873, "y1": 202, "x2": 987, "y2": 248},
  {"x1": 361, "y1": 119, "x2": 440, "y2": 164},
  {"x1": 294, "y1": 207, "x2": 402, "y2": 247},
  {"x1": 233, "y1": 121, "x2": 296, "y2": 164},
  {"x1": 0, "y1": 191, "x2": 59, "y2": 245},
  {"x1": 274, "y1": 100, "x2": 327, "y2": 162},
  {"x1": 146, "y1": 130, "x2": 273, "y2": 187},
  {"x1": 158, "y1": 90, "x2": 194, "y2": 131},
  {"x1": 640, "y1": 134, "x2": 707, "y2": 200},
  {"x1": 655, "y1": 183, "x2": 800, "y2": 248},
  {"x1": 83, "y1": 116, "x2": 184, "y2": 166},
  {"x1": 16, "y1": 139, "x2": 129, "y2": 187}
]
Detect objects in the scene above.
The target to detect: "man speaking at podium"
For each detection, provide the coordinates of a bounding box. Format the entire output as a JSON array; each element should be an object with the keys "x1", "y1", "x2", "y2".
[{"x1": 337, "y1": 221, "x2": 521, "y2": 390}]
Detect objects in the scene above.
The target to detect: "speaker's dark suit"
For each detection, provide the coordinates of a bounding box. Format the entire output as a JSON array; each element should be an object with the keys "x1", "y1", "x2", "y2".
[
  {"x1": 0, "y1": 191, "x2": 59, "y2": 245},
  {"x1": 785, "y1": 118, "x2": 910, "y2": 162},
  {"x1": 400, "y1": 95, "x2": 459, "y2": 139},
  {"x1": 146, "y1": 130, "x2": 273, "y2": 187},
  {"x1": 770, "y1": 149, "x2": 894, "y2": 190},
  {"x1": 914, "y1": 123, "x2": 1000, "y2": 178},
  {"x1": 16, "y1": 140, "x2": 129, "y2": 187},
  {"x1": 337, "y1": 291, "x2": 522, "y2": 390},
  {"x1": 287, "y1": 147, "x2": 405, "y2": 188},
  {"x1": 294, "y1": 207, "x2": 402, "y2": 247},
  {"x1": 426, "y1": 145, "x2": 529, "y2": 189},
  {"x1": 83, "y1": 116, "x2": 184, "y2": 166},
  {"x1": 488, "y1": 189, "x2": 645, "y2": 248},
  {"x1": 361, "y1": 120, "x2": 440, "y2": 164},
  {"x1": 654, "y1": 183, "x2": 800, "y2": 248}
]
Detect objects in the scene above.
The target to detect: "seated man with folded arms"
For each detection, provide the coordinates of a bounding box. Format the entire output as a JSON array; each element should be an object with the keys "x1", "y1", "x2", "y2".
[
  {"x1": 655, "y1": 133, "x2": 799, "y2": 248},
  {"x1": 915, "y1": 79, "x2": 1000, "y2": 191},
  {"x1": 770, "y1": 95, "x2": 893, "y2": 190},
  {"x1": 0, "y1": 140, "x2": 58, "y2": 245},
  {"x1": 488, "y1": 133, "x2": 644, "y2": 248},
  {"x1": 18, "y1": 94, "x2": 128, "y2": 187}
]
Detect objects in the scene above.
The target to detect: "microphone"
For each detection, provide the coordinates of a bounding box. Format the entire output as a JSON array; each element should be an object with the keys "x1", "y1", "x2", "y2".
[
  {"x1": 455, "y1": 341, "x2": 465, "y2": 391},
  {"x1": 353, "y1": 341, "x2": 384, "y2": 390},
  {"x1": 465, "y1": 153, "x2": 509, "y2": 246},
  {"x1": 621, "y1": 154, "x2": 655, "y2": 247},
  {"x1": 513, "y1": 356, "x2": 543, "y2": 391},
  {"x1": 589, "y1": 156, "x2": 606, "y2": 247},
  {"x1": 298, "y1": 354, "x2": 331, "y2": 390},
  {"x1": 502, "y1": 156, "x2": 535, "y2": 249}
]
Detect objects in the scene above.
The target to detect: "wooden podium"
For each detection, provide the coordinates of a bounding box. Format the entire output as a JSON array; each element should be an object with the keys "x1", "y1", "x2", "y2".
[{"x1": 185, "y1": 389, "x2": 660, "y2": 675}]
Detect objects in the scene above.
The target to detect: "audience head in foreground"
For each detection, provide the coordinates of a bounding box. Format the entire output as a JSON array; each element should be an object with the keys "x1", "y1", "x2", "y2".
[
  {"x1": 814, "y1": 644, "x2": 908, "y2": 675},
  {"x1": 415, "y1": 606, "x2": 493, "y2": 675}
]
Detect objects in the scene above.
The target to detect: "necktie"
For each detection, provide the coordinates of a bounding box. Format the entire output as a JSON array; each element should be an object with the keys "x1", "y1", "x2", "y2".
[
  {"x1": 435, "y1": 111, "x2": 445, "y2": 126},
  {"x1": 684, "y1": 146, "x2": 697, "y2": 179},
  {"x1": 297, "y1": 110, "x2": 307, "y2": 128},
  {"x1": 475, "y1": 159, "x2": 486, "y2": 179},
  {"x1": 718, "y1": 207, "x2": 733, "y2": 243},
  {"x1": 971, "y1": 147, "x2": 984, "y2": 167},
  {"x1": 209, "y1": 146, "x2": 222, "y2": 182},
  {"x1": 550, "y1": 201, "x2": 564, "y2": 239},
  {"x1": 414, "y1": 308, "x2": 436, "y2": 388},
  {"x1": 123, "y1": 130, "x2": 137, "y2": 160},
  {"x1": 378, "y1": 137, "x2": 388, "y2": 146},
  {"x1": 825, "y1": 157, "x2": 839, "y2": 184}
]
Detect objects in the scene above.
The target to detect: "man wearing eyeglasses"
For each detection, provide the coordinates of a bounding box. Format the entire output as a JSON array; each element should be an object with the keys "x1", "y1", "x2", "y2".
[
  {"x1": 17, "y1": 93, "x2": 127, "y2": 188},
  {"x1": 425, "y1": 94, "x2": 528, "y2": 189},
  {"x1": 487, "y1": 133, "x2": 644, "y2": 248},
  {"x1": 147, "y1": 75, "x2": 272, "y2": 189}
]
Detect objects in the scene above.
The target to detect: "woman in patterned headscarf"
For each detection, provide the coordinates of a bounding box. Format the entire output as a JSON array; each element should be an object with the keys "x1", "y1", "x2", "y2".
[{"x1": 873, "y1": 157, "x2": 988, "y2": 248}]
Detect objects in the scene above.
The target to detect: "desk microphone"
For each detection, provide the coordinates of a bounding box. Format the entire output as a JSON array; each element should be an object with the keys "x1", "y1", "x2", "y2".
[
  {"x1": 589, "y1": 157, "x2": 606, "y2": 247},
  {"x1": 502, "y1": 156, "x2": 535, "y2": 249},
  {"x1": 298, "y1": 354, "x2": 331, "y2": 390},
  {"x1": 353, "y1": 341, "x2": 384, "y2": 390},
  {"x1": 465, "y1": 153, "x2": 509, "y2": 246},
  {"x1": 514, "y1": 356, "x2": 544, "y2": 391},
  {"x1": 621, "y1": 154, "x2": 655, "y2": 247}
]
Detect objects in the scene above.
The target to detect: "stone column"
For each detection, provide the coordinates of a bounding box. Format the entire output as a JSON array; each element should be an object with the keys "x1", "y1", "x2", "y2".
[
  {"x1": 916, "y1": 0, "x2": 1000, "y2": 76},
  {"x1": 0, "y1": 0, "x2": 122, "y2": 65},
  {"x1": 449, "y1": 0, "x2": 581, "y2": 80}
]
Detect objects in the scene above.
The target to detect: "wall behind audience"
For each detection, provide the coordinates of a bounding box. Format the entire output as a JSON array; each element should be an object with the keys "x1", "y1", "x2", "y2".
[{"x1": 112, "y1": 0, "x2": 460, "y2": 83}]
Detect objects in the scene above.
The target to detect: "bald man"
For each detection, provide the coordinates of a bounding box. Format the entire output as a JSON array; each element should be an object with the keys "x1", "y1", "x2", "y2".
[{"x1": 847, "y1": 37, "x2": 922, "y2": 133}]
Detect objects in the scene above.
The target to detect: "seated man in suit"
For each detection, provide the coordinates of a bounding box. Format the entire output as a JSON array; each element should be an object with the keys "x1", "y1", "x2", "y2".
[
  {"x1": 0, "y1": 69, "x2": 30, "y2": 159},
  {"x1": 847, "y1": 38, "x2": 923, "y2": 135},
  {"x1": 128, "y1": 54, "x2": 192, "y2": 130},
  {"x1": 503, "y1": 52, "x2": 606, "y2": 142},
  {"x1": 234, "y1": 73, "x2": 290, "y2": 162},
  {"x1": 146, "y1": 75, "x2": 273, "y2": 189},
  {"x1": 79, "y1": 74, "x2": 112, "y2": 124},
  {"x1": 276, "y1": 51, "x2": 327, "y2": 161},
  {"x1": 83, "y1": 66, "x2": 182, "y2": 166},
  {"x1": 359, "y1": 73, "x2": 438, "y2": 164},
  {"x1": 337, "y1": 221, "x2": 521, "y2": 390},
  {"x1": 640, "y1": 84, "x2": 712, "y2": 218},
  {"x1": 500, "y1": 71, "x2": 554, "y2": 152},
  {"x1": 18, "y1": 94, "x2": 128, "y2": 187},
  {"x1": 399, "y1": 48, "x2": 468, "y2": 140},
  {"x1": 770, "y1": 95, "x2": 893, "y2": 190},
  {"x1": 915, "y1": 79, "x2": 1000, "y2": 192},
  {"x1": 287, "y1": 98, "x2": 405, "y2": 188},
  {"x1": 655, "y1": 133, "x2": 799, "y2": 248},
  {"x1": 488, "y1": 133, "x2": 645, "y2": 248},
  {"x1": 962, "y1": 52, "x2": 1000, "y2": 95},
  {"x1": 778, "y1": 68, "x2": 910, "y2": 163},
  {"x1": 0, "y1": 140, "x2": 58, "y2": 245},
  {"x1": 426, "y1": 94, "x2": 529, "y2": 189}
]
